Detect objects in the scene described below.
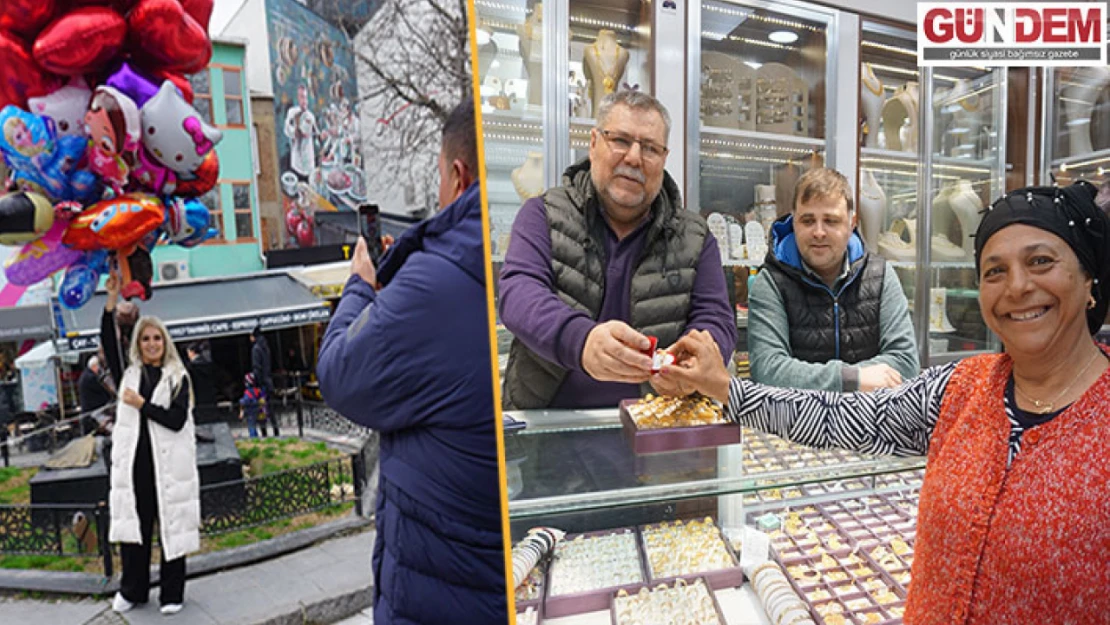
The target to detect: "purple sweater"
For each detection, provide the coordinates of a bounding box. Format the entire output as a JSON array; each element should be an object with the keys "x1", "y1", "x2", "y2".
[{"x1": 499, "y1": 197, "x2": 736, "y2": 408}]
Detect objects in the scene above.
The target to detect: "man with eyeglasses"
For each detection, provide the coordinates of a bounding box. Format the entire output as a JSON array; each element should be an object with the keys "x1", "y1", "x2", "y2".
[{"x1": 499, "y1": 90, "x2": 735, "y2": 409}]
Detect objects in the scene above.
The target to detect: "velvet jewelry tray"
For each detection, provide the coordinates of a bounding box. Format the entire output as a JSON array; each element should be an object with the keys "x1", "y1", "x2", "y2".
[{"x1": 619, "y1": 399, "x2": 742, "y2": 454}]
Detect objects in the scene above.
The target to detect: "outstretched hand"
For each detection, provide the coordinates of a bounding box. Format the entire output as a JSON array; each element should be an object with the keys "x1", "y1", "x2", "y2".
[{"x1": 655, "y1": 330, "x2": 731, "y2": 404}]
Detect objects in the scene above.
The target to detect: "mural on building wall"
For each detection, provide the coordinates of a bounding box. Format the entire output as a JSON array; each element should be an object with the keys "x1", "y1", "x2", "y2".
[{"x1": 266, "y1": 0, "x2": 365, "y2": 249}]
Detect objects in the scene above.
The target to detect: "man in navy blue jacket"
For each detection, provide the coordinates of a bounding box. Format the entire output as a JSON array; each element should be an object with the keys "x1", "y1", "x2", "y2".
[{"x1": 316, "y1": 100, "x2": 506, "y2": 624}]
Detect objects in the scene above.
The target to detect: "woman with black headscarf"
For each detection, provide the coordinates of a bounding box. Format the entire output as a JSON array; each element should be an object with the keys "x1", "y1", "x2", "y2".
[{"x1": 661, "y1": 181, "x2": 1110, "y2": 624}]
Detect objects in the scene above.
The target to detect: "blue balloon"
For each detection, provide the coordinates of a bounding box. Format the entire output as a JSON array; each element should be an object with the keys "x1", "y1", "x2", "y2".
[
  {"x1": 59, "y1": 250, "x2": 109, "y2": 309},
  {"x1": 161, "y1": 196, "x2": 217, "y2": 248}
]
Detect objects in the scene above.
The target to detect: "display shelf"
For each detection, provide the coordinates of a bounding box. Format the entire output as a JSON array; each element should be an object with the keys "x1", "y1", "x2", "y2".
[
  {"x1": 1049, "y1": 146, "x2": 1110, "y2": 174},
  {"x1": 888, "y1": 261, "x2": 974, "y2": 270},
  {"x1": 505, "y1": 407, "x2": 925, "y2": 521},
  {"x1": 701, "y1": 125, "x2": 826, "y2": 149}
]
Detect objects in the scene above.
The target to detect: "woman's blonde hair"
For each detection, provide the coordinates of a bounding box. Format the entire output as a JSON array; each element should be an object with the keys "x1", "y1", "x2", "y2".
[
  {"x1": 128, "y1": 315, "x2": 192, "y2": 405},
  {"x1": 129, "y1": 316, "x2": 184, "y2": 371}
]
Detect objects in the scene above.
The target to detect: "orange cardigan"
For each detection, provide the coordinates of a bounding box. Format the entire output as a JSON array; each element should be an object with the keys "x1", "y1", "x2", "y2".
[{"x1": 906, "y1": 349, "x2": 1110, "y2": 624}]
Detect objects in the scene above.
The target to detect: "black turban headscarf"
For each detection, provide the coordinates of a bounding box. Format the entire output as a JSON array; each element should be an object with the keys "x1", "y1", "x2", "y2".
[{"x1": 974, "y1": 180, "x2": 1110, "y2": 335}]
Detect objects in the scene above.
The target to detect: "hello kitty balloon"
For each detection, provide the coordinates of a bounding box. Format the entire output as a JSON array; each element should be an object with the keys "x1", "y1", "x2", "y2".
[
  {"x1": 28, "y1": 78, "x2": 93, "y2": 138},
  {"x1": 132, "y1": 81, "x2": 221, "y2": 194}
]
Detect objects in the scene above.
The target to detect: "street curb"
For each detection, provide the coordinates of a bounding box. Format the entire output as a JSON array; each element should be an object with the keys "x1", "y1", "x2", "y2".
[{"x1": 0, "y1": 515, "x2": 372, "y2": 596}]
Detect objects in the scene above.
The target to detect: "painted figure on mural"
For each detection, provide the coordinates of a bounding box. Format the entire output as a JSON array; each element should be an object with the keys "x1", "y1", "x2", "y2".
[{"x1": 283, "y1": 83, "x2": 318, "y2": 179}]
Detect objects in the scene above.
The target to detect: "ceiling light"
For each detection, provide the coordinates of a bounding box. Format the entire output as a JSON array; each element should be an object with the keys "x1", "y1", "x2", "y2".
[
  {"x1": 744, "y1": 61, "x2": 763, "y2": 70},
  {"x1": 475, "y1": 28, "x2": 492, "y2": 46},
  {"x1": 768, "y1": 30, "x2": 798, "y2": 44}
]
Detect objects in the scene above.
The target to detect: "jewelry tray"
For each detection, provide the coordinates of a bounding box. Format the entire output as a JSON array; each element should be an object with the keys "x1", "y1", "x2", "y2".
[
  {"x1": 619, "y1": 399, "x2": 742, "y2": 455},
  {"x1": 515, "y1": 558, "x2": 545, "y2": 624},
  {"x1": 543, "y1": 528, "x2": 651, "y2": 619},
  {"x1": 637, "y1": 521, "x2": 746, "y2": 590},
  {"x1": 608, "y1": 577, "x2": 728, "y2": 625},
  {"x1": 760, "y1": 493, "x2": 917, "y2": 625}
]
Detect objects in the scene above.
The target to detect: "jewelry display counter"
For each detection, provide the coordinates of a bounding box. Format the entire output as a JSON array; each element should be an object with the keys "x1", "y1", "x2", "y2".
[{"x1": 506, "y1": 407, "x2": 925, "y2": 625}]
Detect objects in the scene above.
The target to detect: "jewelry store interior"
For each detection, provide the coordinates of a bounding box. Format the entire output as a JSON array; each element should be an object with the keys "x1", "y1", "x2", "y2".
[{"x1": 475, "y1": 0, "x2": 1110, "y2": 623}]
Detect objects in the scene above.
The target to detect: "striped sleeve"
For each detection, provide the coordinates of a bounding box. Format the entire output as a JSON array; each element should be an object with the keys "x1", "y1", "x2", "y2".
[{"x1": 725, "y1": 361, "x2": 958, "y2": 457}]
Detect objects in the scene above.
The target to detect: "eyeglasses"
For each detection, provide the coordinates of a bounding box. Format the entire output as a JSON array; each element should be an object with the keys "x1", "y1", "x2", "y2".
[{"x1": 598, "y1": 129, "x2": 669, "y2": 162}]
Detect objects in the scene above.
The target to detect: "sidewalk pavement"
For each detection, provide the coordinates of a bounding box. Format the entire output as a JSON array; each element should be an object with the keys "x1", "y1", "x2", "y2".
[{"x1": 0, "y1": 531, "x2": 375, "y2": 625}]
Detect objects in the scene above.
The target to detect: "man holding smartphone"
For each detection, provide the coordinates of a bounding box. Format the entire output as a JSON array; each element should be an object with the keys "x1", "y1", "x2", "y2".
[{"x1": 315, "y1": 100, "x2": 506, "y2": 624}]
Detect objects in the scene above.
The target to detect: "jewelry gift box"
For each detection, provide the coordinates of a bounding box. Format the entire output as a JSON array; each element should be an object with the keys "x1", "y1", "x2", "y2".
[
  {"x1": 543, "y1": 528, "x2": 649, "y2": 618},
  {"x1": 619, "y1": 398, "x2": 741, "y2": 455}
]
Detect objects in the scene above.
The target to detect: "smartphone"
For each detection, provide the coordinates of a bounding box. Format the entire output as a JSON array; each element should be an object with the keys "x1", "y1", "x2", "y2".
[{"x1": 357, "y1": 203, "x2": 384, "y2": 264}]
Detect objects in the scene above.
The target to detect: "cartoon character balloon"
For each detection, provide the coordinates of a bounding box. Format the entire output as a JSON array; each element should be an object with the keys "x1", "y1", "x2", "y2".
[
  {"x1": 106, "y1": 62, "x2": 192, "y2": 108},
  {"x1": 84, "y1": 85, "x2": 140, "y2": 195},
  {"x1": 3, "y1": 211, "x2": 82, "y2": 286},
  {"x1": 0, "y1": 106, "x2": 99, "y2": 203},
  {"x1": 132, "y1": 81, "x2": 221, "y2": 195},
  {"x1": 28, "y1": 78, "x2": 93, "y2": 137},
  {"x1": 62, "y1": 193, "x2": 164, "y2": 251},
  {"x1": 0, "y1": 191, "x2": 55, "y2": 245},
  {"x1": 162, "y1": 196, "x2": 216, "y2": 247}
]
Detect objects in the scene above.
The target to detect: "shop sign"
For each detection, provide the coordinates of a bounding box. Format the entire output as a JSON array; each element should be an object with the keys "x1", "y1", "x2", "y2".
[
  {"x1": 64, "y1": 306, "x2": 331, "y2": 351},
  {"x1": 918, "y1": 2, "x2": 1106, "y2": 67}
]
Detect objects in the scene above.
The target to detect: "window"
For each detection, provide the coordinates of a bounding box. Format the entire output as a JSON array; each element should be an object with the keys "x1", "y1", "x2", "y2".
[
  {"x1": 232, "y1": 183, "x2": 254, "y2": 240},
  {"x1": 189, "y1": 69, "x2": 213, "y2": 124},
  {"x1": 198, "y1": 186, "x2": 223, "y2": 243},
  {"x1": 223, "y1": 68, "x2": 244, "y2": 126}
]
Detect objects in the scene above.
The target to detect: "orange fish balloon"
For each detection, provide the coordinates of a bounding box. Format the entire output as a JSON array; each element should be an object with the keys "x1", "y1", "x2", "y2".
[{"x1": 62, "y1": 193, "x2": 164, "y2": 251}]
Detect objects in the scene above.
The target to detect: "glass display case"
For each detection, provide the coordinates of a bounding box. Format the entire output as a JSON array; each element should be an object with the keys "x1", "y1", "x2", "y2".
[
  {"x1": 691, "y1": 0, "x2": 839, "y2": 362},
  {"x1": 505, "y1": 407, "x2": 926, "y2": 624},
  {"x1": 474, "y1": 0, "x2": 653, "y2": 261},
  {"x1": 1041, "y1": 66, "x2": 1110, "y2": 189},
  {"x1": 857, "y1": 21, "x2": 1006, "y2": 367},
  {"x1": 914, "y1": 65, "x2": 1006, "y2": 365}
]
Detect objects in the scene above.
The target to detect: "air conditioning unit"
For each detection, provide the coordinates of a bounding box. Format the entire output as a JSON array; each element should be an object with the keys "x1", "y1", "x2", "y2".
[{"x1": 158, "y1": 260, "x2": 190, "y2": 283}]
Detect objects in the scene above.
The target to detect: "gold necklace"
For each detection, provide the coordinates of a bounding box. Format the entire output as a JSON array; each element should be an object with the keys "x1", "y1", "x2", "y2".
[
  {"x1": 591, "y1": 38, "x2": 623, "y2": 94},
  {"x1": 1014, "y1": 349, "x2": 1103, "y2": 414}
]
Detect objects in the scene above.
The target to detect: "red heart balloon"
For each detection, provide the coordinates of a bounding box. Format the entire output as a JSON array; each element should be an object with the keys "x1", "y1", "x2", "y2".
[
  {"x1": 72, "y1": 0, "x2": 138, "y2": 12},
  {"x1": 0, "y1": 0, "x2": 58, "y2": 37},
  {"x1": 127, "y1": 0, "x2": 212, "y2": 75},
  {"x1": 151, "y1": 69, "x2": 194, "y2": 104},
  {"x1": 180, "y1": 0, "x2": 214, "y2": 31},
  {"x1": 34, "y1": 7, "x2": 128, "y2": 76},
  {"x1": 0, "y1": 33, "x2": 60, "y2": 110}
]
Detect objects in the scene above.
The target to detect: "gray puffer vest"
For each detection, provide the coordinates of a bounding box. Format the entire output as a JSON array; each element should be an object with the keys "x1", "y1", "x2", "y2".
[
  {"x1": 762, "y1": 251, "x2": 885, "y2": 365},
  {"x1": 503, "y1": 159, "x2": 708, "y2": 409}
]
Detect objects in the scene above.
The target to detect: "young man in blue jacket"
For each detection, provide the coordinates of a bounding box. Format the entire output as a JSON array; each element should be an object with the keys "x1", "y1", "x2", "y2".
[
  {"x1": 749, "y1": 167, "x2": 918, "y2": 391},
  {"x1": 315, "y1": 100, "x2": 506, "y2": 624}
]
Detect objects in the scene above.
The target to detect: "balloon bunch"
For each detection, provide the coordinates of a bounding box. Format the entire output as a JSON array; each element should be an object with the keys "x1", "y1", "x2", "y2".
[{"x1": 0, "y1": 0, "x2": 221, "y2": 309}]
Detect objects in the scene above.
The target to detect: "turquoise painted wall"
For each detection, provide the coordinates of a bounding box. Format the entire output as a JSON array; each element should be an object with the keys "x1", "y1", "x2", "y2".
[{"x1": 152, "y1": 41, "x2": 264, "y2": 281}]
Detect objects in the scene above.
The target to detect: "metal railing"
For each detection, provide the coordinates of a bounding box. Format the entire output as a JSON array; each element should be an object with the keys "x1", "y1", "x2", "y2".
[{"x1": 0, "y1": 400, "x2": 378, "y2": 575}]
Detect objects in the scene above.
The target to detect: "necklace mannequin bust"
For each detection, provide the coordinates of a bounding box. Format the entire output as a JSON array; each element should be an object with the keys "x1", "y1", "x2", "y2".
[
  {"x1": 511, "y1": 152, "x2": 545, "y2": 201},
  {"x1": 882, "y1": 82, "x2": 919, "y2": 152},
  {"x1": 517, "y1": 3, "x2": 544, "y2": 106},
  {"x1": 947, "y1": 178, "x2": 982, "y2": 256},
  {"x1": 583, "y1": 29, "x2": 629, "y2": 114},
  {"x1": 860, "y1": 63, "x2": 884, "y2": 148},
  {"x1": 858, "y1": 169, "x2": 886, "y2": 253}
]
